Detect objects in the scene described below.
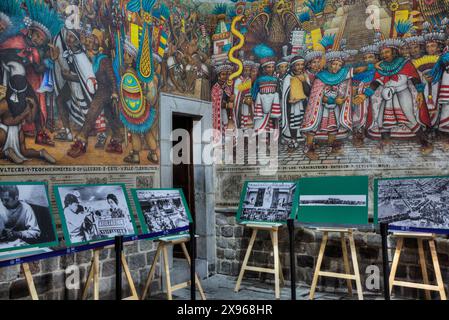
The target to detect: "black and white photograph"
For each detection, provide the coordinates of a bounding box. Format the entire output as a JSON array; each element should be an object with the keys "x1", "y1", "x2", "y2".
[
  {"x1": 0, "y1": 183, "x2": 57, "y2": 252},
  {"x1": 133, "y1": 189, "x2": 191, "y2": 238},
  {"x1": 377, "y1": 177, "x2": 449, "y2": 233},
  {"x1": 54, "y1": 185, "x2": 137, "y2": 245},
  {"x1": 238, "y1": 182, "x2": 298, "y2": 223},
  {"x1": 300, "y1": 195, "x2": 367, "y2": 206}
]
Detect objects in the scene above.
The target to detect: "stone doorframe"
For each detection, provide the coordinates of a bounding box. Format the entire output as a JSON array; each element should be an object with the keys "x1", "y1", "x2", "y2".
[{"x1": 159, "y1": 93, "x2": 215, "y2": 278}]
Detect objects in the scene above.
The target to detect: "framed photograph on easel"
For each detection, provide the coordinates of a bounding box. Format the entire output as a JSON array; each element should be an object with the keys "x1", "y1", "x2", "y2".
[
  {"x1": 0, "y1": 182, "x2": 58, "y2": 253},
  {"x1": 297, "y1": 176, "x2": 369, "y2": 226},
  {"x1": 236, "y1": 181, "x2": 299, "y2": 224},
  {"x1": 131, "y1": 188, "x2": 192, "y2": 240},
  {"x1": 54, "y1": 184, "x2": 138, "y2": 246},
  {"x1": 375, "y1": 176, "x2": 449, "y2": 234}
]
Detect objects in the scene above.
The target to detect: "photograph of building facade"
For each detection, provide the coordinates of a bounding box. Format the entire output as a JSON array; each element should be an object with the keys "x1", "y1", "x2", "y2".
[
  {"x1": 0, "y1": 0, "x2": 449, "y2": 303},
  {"x1": 239, "y1": 182, "x2": 297, "y2": 222}
]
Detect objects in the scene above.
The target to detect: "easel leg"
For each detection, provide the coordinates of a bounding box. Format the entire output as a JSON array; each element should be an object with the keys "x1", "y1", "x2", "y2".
[
  {"x1": 82, "y1": 249, "x2": 99, "y2": 300},
  {"x1": 93, "y1": 250, "x2": 100, "y2": 300},
  {"x1": 270, "y1": 230, "x2": 284, "y2": 286},
  {"x1": 22, "y1": 263, "x2": 38, "y2": 300},
  {"x1": 235, "y1": 229, "x2": 258, "y2": 292},
  {"x1": 348, "y1": 231, "x2": 363, "y2": 300},
  {"x1": 162, "y1": 244, "x2": 173, "y2": 300},
  {"x1": 429, "y1": 240, "x2": 447, "y2": 300},
  {"x1": 389, "y1": 237, "x2": 403, "y2": 296},
  {"x1": 309, "y1": 232, "x2": 328, "y2": 300},
  {"x1": 141, "y1": 242, "x2": 162, "y2": 300},
  {"x1": 417, "y1": 238, "x2": 431, "y2": 300},
  {"x1": 181, "y1": 242, "x2": 206, "y2": 300},
  {"x1": 340, "y1": 232, "x2": 353, "y2": 296},
  {"x1": 271, "y1": 229, "x2": 280, "y2": 300},
  {"x1": 121, "y1": 253, "x2": 139, "y2": 299}
]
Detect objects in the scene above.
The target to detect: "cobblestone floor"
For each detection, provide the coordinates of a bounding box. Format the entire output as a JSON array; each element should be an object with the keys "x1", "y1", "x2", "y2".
[{"x1": 152, "y1": 274, "x2": 385, "y2": 300}]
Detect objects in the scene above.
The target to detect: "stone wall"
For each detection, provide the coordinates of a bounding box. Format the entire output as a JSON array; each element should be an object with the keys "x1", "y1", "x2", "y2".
[
  {"x1": 216, "y1": 211, "x2": 449, "y2": 299},
  {"x1": 0, "y1": 241, "x2": 160, "y2": 300}
]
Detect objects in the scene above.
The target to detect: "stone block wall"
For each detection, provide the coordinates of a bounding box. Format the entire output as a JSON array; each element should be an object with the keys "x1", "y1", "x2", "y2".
[
  {"x1": 216, "y1": 211, "x2": 449, "y2": 299},
  {"x1": 0, "y1": 240, "x2": 160, "y2": 300}
]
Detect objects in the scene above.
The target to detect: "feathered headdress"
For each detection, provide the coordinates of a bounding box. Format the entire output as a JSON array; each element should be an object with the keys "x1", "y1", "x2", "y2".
[
  {"x1": 395, "y1": 19, "x2": 413, "y2": 38},
  {"x1": 0, "y1": 0, "x2": 24, "y2": 42},
  {"x1": 0, "y1": 0, "x2": 23, "y2": 27},
  {"x1": 325, "y1": 50, "x2": 348, "y2": 63},
  {"x1": 320, "y1": 34, "x2": 335, "y2": 51},
  {"x1": 305, "y1": 50, "x2": 323, "y2": 63},
  {"x1": 214, "y1": 60, "x2": 233, "y2": 73},
  {"x1": 253, "y1": 44, "x2": 276, "y2": 67},
  {"x1": 404, "y1": 35, "x2": 424, "y2": 45},
  {"x1": 359, "y1": 44, "x2": 379, "y2": 55},
  {"x1": 424, "y1": 32, "x2": 446, "y2": 44},
  {"x1": 23, "y1": 0, "x2": 64, "y2": 40},
  {"x1": 377, "y1": 38, "x2": 405, "y2": 51}
]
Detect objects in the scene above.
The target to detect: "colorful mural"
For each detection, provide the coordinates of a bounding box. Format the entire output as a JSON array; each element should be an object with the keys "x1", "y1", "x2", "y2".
[
  {"x1": 0, "y1": 0, "x2": 449, "y2": 171},
  {"x1": 0, "y1": 0, "x2": 213, "y2": 166},
  {"x1": 209, "y1": 0, "x2": 449, "y2": 165}
]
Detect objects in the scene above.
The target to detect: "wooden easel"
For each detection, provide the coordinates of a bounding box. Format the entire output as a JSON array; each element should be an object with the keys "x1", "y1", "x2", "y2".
[
  {"x1": 82, "y1": 248, "x2": 139, "y2": 300},
  {"x1": 234, "y1": 223, "x2": 285, "y2": 300},
  {"x1": 389, "y1": 232, "x2": 447, "y2": 300},
  {"x1": 22, "y1": 263, "x2": 38, "y2": 300},
  {"x1": 309, "y1": 228, "x2": 363, "y2": 300},
  {"x1": 141, "y1": 235, "x2": 206, "y2": 300}
]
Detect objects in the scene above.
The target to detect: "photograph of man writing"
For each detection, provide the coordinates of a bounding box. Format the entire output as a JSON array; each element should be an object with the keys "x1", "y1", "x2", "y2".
[{"x1": 0, "y1": 185, "x2": 41, "y2": 246}]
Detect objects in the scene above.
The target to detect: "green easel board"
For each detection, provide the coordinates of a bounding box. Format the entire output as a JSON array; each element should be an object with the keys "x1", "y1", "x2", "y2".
[{"x1": 297, "y1": 176, "x2": 369, "y2": 225}]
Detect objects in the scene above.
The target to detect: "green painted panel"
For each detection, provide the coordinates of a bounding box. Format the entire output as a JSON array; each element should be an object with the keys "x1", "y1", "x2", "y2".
[{"x1": 297, "y1": 176, "x2": 369, "y2": 225}]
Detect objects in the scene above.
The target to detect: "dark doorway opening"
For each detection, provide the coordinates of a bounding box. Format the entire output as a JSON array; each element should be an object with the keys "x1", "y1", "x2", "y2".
[{"x1": 172, "y1": 113, "x2": 197, "y2": 258}]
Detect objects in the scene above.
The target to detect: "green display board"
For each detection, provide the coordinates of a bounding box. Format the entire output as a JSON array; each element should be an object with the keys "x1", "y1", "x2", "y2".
[{"x1": 297, "y1": 176, "x2": 369, "y2": 225}]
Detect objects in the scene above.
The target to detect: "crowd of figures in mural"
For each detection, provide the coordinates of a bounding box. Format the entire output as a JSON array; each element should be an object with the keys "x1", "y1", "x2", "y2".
[
  {"x1": 0, "y1": 0, "x2": 214, "y2": 166},
  {"x1": 209, "y1": 0, "x2": 449, "y2": 161},
  {"x1": 1, "y1": 0, "x2": 449, "y2": 166}
]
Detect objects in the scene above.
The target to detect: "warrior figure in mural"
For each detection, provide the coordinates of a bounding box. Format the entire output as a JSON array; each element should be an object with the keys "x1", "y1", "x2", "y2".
[
  {"x1": 166, "y1": 48, "x2": 187, "y2": 93},
  {"x1": 67, "y1": 29, "x2": 124, "y2": 158},
  {"x1": 233, "y1": 53, "x2": 255, "y2": 131},
  {"x1": 252, "y1": 44, "x2": 281, "y2": 133},
  {"x1": 0, "y1": 0, "x2": 63, "y2": 146},
  {"x1": 52, "y1": 27, "x2": 97, "y2": 142},
  {"x1": 281, "y1": 54, "x2": 311, "y2": 150},
  {"x1": 119, "y1": 38, "x2": 159, "y2": 164},
  {"x1": 405, "y1": 35, "x2": 425, "y2": 61},
  {"x1": 431, "y1": 44, "x2": 449, "y2": 140},
  {"x1": 351, "y1": 44, "x2": 379, "y2": 147},
  {"x1": 354, "y1": 39, "x2": 433, "y2": 155},
  {"x1": 276, "y1": 46, "x2": 291, "y2": 91},
  {"x1": 211, "y1": 61, "x2": 233, "y2": 143},
  {"x1": 415, "y1": 31, "x2": 446, "y2": 128},
  {"x1": 0, "y1": 74, "x2": 55, "y2": 164},
  {"x1": 305, "y1": 50, "x2": 324, "y2": 84},
  {"x1": 301, "y1": 50, "x2": 354, "y2": 160}
]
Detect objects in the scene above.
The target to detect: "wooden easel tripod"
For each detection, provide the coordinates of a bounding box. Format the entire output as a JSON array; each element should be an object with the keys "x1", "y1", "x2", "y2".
[{"x1": 82, "y1": 247, "x2": 139, "y2": 300}]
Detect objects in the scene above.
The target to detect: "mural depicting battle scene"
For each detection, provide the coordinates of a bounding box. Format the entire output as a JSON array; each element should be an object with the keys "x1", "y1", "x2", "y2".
[
  {"x1": 209, "y1": 0, "x2": 449, "y2": 165},
  {"x1": 0, "y1": 0, "x2": 216, "y2": 167}
]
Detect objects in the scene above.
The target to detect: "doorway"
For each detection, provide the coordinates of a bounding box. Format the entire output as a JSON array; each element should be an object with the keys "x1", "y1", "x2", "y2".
[
  {"x1": 160, "y1": 93, "x2": 215, "y2": 278},
  {"x1": 172, "y1": 114, "x2": 197, "y2": 257}
]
